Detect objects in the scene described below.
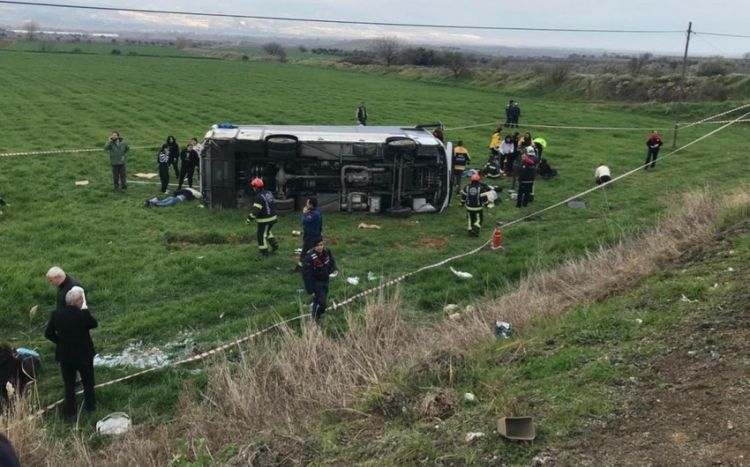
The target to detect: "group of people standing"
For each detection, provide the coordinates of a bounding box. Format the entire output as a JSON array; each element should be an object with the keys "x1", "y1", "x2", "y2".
[
  {"x1": 103, "y1": 132, "x2": 204, "y2": 194},
  {"x1": 157, "y1": 136, "x2": 202, "y2": 194}
]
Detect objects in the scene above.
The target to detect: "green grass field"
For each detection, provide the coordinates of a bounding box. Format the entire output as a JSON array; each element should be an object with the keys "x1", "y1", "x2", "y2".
[{"x1": 1, "y1": 45, "x2": 748, "y2": 429}]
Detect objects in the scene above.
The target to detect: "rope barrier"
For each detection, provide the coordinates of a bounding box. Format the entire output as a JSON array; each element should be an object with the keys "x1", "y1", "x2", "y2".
[
  {"x1": 31, "y1": 105, "x2": 750, "y2": 417},
  {"x1": 0, "y1": 146, "x2": 156, "y2": 158}
]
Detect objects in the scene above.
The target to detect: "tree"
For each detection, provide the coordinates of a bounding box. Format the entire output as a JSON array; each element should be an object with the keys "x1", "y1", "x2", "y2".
[
  {"x1": 22, "y1": 21, "x2": 39, "y2": 40},
  {"x1": 261, "y1": 42, "x2": 286, "y2": 62},
  {"x1": 175, "y1": 37, "x2": 193, "y2": 49},
  {"x1": 627, "y1": 52, "x2": 653, "y2": 75},
  {"x1": 443, "y1": 51, "x2": 470, "y2": 79},
  {"x1": 743, "y1": 52, "x2": 750, "y2": 62},
  {"x1": 373, "y1": 36, "x2": 399, "y2": 66}
]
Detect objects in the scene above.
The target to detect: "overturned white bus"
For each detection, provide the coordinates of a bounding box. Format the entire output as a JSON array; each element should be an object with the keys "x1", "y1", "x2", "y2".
[{"x1": 199, "y1": 124, "x2": 452, "y2": 215}]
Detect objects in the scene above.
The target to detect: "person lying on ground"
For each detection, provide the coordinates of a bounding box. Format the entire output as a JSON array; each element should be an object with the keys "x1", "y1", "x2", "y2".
[{"x1": 144, "y1": 187, "x2": 202, "y2": 208}]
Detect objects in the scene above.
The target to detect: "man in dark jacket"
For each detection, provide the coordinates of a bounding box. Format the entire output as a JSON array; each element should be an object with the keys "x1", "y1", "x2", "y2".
[
  {"x1": 0, "y1": 433, "x2": 21, "y2": 467},
  {"x1": 177, "y1": 142, "x2": 200, "y2": 189},
  {"x1": 644, "y1": 130, "x2": 663, "y2": 169},
  {"x1": 302, "y1": 237, "x2": 337, "y2": 322},
  {"x1": 45, "y1": 286, "x2": 98, "y2": 419},
  {"x1": 356, "y1": 101, "x2": 368, "y2": 125},
  {"x1": 460, "y1": 173, "x2": 494, "y2": 237},
  {"x1": 296, "y1": 197, "x2": 322, "y2": 271},
  {"x1": 246, "y1": 177, "x2": 279, "y2": 256},
  {"x1": 509, "y1": 101, "x2": 521, "y2": 128},
  {"x1": 46, "y1": 266, "x2": 86, "y2": 313},
  {"x1": 517, "y1": 153, "x2": 537, "y2": 208},
  {"x1": 165, "y1": 135, "x2": 180, "y2": 179}
]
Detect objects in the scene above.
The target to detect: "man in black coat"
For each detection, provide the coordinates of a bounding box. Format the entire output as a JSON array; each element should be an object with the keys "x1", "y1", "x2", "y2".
[
  {"x1": 45, "y1": 286, "x2": 98, "y2": 419},
  {"x1": 301, "y1": 237, "x2": 337, "y2": 322},
  {"x1": 46, "y1": 266, "x2": 86, "y2": 313}
]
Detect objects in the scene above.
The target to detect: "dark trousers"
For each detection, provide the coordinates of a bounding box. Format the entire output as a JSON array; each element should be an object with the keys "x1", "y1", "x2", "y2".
[
  {"x1": 178, "y1": 164, "x2": 195, "y2": 189},
  {"x1": 171, "y1": 161, "x2": 179, "y2": 179},
  {"x1": 311, "y1": 281, "x2": 329, "y2": 321},
  {"x1": 645, "y1": 148, "x2": 660, "y2": 169},
  {"x1": 517, "y1": 181, "x2": 534, "y2": 207},
  {"x1": 504, "y1": 154, "x2": 516, "y2": 175},
  {"x1": 159, "y1": 164, "x2": 170, "y2": 192},
  {"x1": 111, "y1": 164, "x2": 127, "y2": 189},
  {"x1": 452, "y1": 171, "x2": 463, "y2": 193},
  {"x1": 256, "y1": 221, "x2": 278, "y2": 252},
  {"x1": 466, "y1": 209, "x2": 483, "y2": 235},
  {"x1": 60, "y1": 360, "x2": 95, "y2": 418}
]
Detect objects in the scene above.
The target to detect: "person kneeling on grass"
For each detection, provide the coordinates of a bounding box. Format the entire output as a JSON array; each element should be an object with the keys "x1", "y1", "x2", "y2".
[
  {"x1": 144, "y1": 187, "x2": 201, "y2": 208},
  {"x1": 301, "y1": 237, "x2": 337, "y2": 323}
]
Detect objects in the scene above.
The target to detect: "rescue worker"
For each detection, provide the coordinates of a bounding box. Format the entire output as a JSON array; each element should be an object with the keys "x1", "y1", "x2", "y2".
[
  {"x1": 295, "y1": 197, "x2": 322, "y2": 271},
  {"x1": 301, "y1": 237, "x2": 337, "y2": 322},
  {"x1": 452, "y1": 140, "x2": 471, "y2": 194},
  {"x1": 481, "y1": 153, "x2": 504, "y2": 180},
  {"x1": 460, "y1": 173, "x2": 493, "y2": 237},
  {"x1": 489, "y1": 126, "x2": 502, "y2": 158},
  {"x1": 644, "y1": 130, "x2": 663, "y2": 169},
  {"x1": 246, "y1": 177, "x2": 279, "y2": 256}
]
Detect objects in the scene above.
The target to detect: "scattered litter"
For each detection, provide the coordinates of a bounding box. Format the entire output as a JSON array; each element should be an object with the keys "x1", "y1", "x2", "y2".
[
  {"x1": 680, "y1": 294, "x2": 697, "y2": 303},
  {"x1": 495, "y1": 320, "x2": 512, "y2": 339},
  {"x1": 296, "y1": 288, "x2": 306, "y2": 294},
  {"x1": 567, "y1": 199, "x2": 586, "y2": 209},
  {"x1": 346, "y1": 276, "x2": 360, "y2": 286},
  {"x1": 465, "y1": 432, "x2": 485, "y2": 443},
  {"x1": 443, "y1": 304, "x2": 460, "y2": 313},
  {"x1": 463, "y1": 392, "x2": 476, "y2": 403},
  {"x1": 74, "y1": 180, "x2": 89, "y2": 186},
  {"x1": 635, "y1": 318, "x2": 643, "y2": 325},
  {"x1": 497, "y1": 416, "x2": 536, "y2": 441},
  {"x1": 196, "y1": 256, "x2": 205, "y2": 260},
  {"x1": 687, "y1": 350, "x2": 697, "y2": 356},
  {"x1": 727, "y1": 267, "x2": 735, "y2": 272},
  {"x1": 367, "y1": 271, "x2": 381, "y2": 282},
  {"x1": 134, "y1": 173, "x2": 158, "y2": 179},
  {"x1": 293, "y1": 248, "x2": 303, "y2": 254},
  {"x1": 357, "y1": 222, "x2": 381, "y2": 230},
  {"x1": 219, "y1": 312, "x2": 225, "y2": 319},
  {"x1": 727, "y1": 420, "x2": 735, "y2": 430},
  {"x1": 712, "y1": 283, "x2": 719, "y2": 289},
  {"x1": 448, "y1": 313, "x2": 461, "y2": 320},
  {"x1": 96, "y1": 412, "x2": 131, "y2": 435},
  {"x1": 291, "y1": 230, "x2": 301, "y2": 236},
  {"x1": 629, "y1": 376, "x2": 637, "y2": 383},
  {"x1": 28, "y1": 305, "x2": 38, "y2": 319},
  {"x1": 449, "y1": 267, "x2": 473, "y2": 280}
]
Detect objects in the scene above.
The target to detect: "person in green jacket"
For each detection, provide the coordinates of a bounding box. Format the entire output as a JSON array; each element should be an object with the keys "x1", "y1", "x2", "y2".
[{"x1": 104, "y1": 131, "x2": 130, "y2": 191}]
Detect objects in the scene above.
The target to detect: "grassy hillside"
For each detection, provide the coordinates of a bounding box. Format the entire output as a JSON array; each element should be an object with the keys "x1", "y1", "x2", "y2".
[{"x1": 0, "y1": 46, "x2": 748, "y2": 446}]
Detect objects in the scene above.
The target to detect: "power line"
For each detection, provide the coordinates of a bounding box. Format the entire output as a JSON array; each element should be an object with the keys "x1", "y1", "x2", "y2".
[
  {"x1": 0, "y1": 0, "x2": 684, "y2": 34},
  {"x1": 694, "y1": 31, "x2": 750, "y2": 39}
]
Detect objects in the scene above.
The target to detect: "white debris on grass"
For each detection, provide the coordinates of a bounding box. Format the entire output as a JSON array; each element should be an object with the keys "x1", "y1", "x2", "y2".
[
  {"x1": 443, "y1": 304, "x2": 460, "y2": 313},
  {"x1": 94, "y1": 335, "x2": 195, "y2": 369},
  {"x1": 465, "y1": 432, "x2": 485, "y2": 443},
  {"x1": 346, "y1": 276, "x2": 360, "y2": 286},
  {"x1": 450, "y1": 267, "x2": 473, "y2": 279}
]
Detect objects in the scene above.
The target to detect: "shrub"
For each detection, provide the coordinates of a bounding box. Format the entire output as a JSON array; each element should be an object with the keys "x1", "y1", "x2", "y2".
[
  {"x1": 110, "y1": 48, "x2": 121, "y2": 55},
  {"x1": 261, "y1": 42, "x2": 286, "y2": 62},
  {"x1": 696, "y1": 58, "x2": 734, "y2": 77}
]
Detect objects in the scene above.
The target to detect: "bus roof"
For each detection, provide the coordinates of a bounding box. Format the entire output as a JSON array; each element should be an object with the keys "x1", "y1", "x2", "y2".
[{"x1": 204, "y1": 125, "x2": 442, "y2": 146}]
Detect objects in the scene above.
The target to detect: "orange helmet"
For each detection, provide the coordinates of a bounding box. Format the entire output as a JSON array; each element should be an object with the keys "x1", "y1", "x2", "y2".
[
  {"x1": 470, "y1": 173, "x2": 480, "y2": 182},
  {"x1": 250, "y1": 177, "x2": 264, "y2": 188}
]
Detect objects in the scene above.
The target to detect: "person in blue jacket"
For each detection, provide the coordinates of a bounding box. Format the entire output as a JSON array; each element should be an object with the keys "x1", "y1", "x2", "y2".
[{"x1": 296, "y1": 197, "x2": 322, "y2": 271}]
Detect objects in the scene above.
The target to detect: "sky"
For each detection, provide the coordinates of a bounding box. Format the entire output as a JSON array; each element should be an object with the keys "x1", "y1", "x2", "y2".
[{"x1": 1, "y1": 0, "x2": 749, "y2": 56}]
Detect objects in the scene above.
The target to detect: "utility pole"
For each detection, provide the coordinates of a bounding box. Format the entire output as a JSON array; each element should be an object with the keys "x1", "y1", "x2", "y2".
[{"x1": 672, "y1": 21, "x2": 693, "y2": 149}]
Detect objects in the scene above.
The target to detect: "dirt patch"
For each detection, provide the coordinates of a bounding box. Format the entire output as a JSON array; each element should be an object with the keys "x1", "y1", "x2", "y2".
[
  {"x1": 412, "y1": 236, "x2": 448, "y2": 250},
  {"x1": 559, "y1": 268, "x2": 750, "y2": 466},
  {"x1": 0, "y1": 40, "x2": 13, "y2": 49}
]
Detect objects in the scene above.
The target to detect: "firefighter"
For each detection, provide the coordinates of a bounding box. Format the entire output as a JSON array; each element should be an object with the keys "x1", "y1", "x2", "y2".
[
  {"x1": 460, "y1": 173, "x2": 493, "y2": 237},
  {"x1": 246, "y1": 177, "x2": 279, "y2": 256},
  {"x1": 453, "y1": 140, "x2": 471, "y2": 194}
]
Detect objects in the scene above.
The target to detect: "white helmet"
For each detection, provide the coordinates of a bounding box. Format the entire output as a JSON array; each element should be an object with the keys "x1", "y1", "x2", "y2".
[{"x1": 526, "y1": 146, "x2": 536, "y2": 155}]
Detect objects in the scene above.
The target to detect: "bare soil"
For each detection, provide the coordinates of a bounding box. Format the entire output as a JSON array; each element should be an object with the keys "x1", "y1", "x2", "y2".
[{"x1": 558, "y1": 246, "x2": 750, "y2": 466}]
